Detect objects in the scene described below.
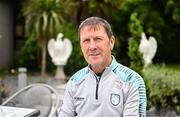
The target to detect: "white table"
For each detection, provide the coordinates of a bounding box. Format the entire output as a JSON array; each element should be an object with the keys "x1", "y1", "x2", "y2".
[{"x1": 0, "y1": 106, "x2": 40, "y2": 117}]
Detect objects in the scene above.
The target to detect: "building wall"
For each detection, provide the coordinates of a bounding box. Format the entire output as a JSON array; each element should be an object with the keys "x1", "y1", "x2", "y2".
[{"x1": 0, "y1": 2, "x2": 13, "y2": 69}]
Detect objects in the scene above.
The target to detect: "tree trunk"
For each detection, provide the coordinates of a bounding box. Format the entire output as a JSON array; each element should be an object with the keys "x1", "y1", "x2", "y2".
[
  {"x1": 41, "y1": 39, "x2": 47, "y2": 80},
  {"x1": 81, "y1": 0, "x2": 89, "y2": 20}
]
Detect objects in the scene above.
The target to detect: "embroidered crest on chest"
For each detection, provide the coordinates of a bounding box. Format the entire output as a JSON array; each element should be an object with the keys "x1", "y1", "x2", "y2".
[{"x1": 110, "y1": 93, "x2": 120, "y2": 106}]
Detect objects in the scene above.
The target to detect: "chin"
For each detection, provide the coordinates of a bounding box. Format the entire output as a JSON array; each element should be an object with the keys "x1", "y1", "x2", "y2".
[
  {"x1": 86, "y1": 56, "x2": 102, "y2": 64},
  {"x1": 89, "y1": 61, "x2": 102, "y2": 67},
  {"x1": 90, "y1": 64, "x2": 101, "y2": 68}
]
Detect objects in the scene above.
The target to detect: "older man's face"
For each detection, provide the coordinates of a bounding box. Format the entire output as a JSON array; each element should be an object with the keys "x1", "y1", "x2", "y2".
[{"x1": 80, "y1": 25, "x2": 115, "y2": 69}]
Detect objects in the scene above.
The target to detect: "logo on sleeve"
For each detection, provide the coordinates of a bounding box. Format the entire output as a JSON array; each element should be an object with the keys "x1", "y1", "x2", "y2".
[{"x1": 110, "y1": 93, "x2": 120, "y2": 106}]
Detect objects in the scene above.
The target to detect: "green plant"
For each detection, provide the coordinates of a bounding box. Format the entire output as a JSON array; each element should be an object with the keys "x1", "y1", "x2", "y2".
[
  {"x1": 128, "y1": 12, "x2": 151, "y2": 109},
  {"x1": 0, "y1": 68, "x2": 6, "y2": 75},
  {"x1": 16, "y1": 36, "x2": 40, "y2": 71},
  {"x1": 128, "y1": 12, "x2": 144, "y2": 73},
  {"x1": 0, "y1": 78, "x2": 9, "y2": 104},
  {"x1": 144, "y1": 64, "x2": 180, "y2": 115},
  {"x1": 21, "y1": 0, "x2": 75, "y2": 79}
]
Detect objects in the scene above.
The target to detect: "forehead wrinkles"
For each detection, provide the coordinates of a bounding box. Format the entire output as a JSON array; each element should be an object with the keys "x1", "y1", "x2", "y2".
[
  {"x1": 80, "y1": 25, "x2": 105, "y2": 34},
  {"x1": 86, "y1": 25, "x2": 102, "y2": 32}
]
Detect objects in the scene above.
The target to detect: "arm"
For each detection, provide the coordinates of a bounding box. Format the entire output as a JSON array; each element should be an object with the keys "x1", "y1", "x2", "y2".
[
  {"x1": 57, "y1": 81, "x2": 76, "y2": 117},
  {"x1": 123, "y1": 77, "x2": 146, "y2": 117},
  {"x1": 123, "y1": 83, "x2": 139, "y2": 117}
]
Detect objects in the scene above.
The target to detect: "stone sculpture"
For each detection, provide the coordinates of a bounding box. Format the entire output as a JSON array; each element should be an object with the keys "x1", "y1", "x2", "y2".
[
  {"x1": 139, "y1": 32, "x2": 157, "y2": 67},
  {"x1": 48, "y1": 33, "x2": 72, "y2": 79}
]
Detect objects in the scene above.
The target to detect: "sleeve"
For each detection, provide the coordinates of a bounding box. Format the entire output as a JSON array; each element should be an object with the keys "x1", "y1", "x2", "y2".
[
  {"x1": 123, "y1": 76, "x2": 147, "y2": 117},
  {"x1": 123, "y1": 83, "x2": 140, "y2": 117},
  {"x1": 138, "y1": 77, "x2": 147, "y2": 117},
  {"x1": 57, "y1": 80, "x2": 76, "y2": 117}
]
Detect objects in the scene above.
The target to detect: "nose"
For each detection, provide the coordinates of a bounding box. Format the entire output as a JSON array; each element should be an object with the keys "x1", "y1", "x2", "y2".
[{"x1": 89, "y1": 40, "x2": 97, "y2": 50}]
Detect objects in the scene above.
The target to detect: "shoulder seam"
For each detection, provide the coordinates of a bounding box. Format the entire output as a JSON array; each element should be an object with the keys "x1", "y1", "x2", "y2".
[{"x1": 70, "y1": 67, "x2": 89, "y2": 83}]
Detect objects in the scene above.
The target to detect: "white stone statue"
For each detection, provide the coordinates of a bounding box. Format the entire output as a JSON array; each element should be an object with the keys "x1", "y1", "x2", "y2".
[
  {"x1": 48, "y1": 33, "x2": 72, "y2": 79},
  {"x1": 139, "y1": 32, "x2": 157, "y2": 67}
]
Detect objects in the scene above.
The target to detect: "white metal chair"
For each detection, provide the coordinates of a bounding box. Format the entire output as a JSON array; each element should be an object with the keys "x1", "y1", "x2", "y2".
[{"x1": 1, "y1": 83, "x2": 60, "y2": 117}]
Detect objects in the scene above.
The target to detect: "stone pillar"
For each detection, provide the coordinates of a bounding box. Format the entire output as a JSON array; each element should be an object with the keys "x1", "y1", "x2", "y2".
[
  {"x1": 55, "y1": 65, "x2": 66, "y2": 80},
  {"x1": 18, "y1": 67, "x2": 27, "y2": 90}
]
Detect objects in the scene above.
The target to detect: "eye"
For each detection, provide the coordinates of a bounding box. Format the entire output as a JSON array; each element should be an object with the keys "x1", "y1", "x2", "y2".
[
  {"x1": 95, "y1": 37, "x2": 102, "y2": 42},
  {"x1": 82, "y1": 38, "x2": 90, "y2": 43}
]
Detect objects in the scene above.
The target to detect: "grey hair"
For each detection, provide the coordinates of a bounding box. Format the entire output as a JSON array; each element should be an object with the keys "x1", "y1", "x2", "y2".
[{"x1": 78, "y1": 17, "x2": 113, "y2": 39}]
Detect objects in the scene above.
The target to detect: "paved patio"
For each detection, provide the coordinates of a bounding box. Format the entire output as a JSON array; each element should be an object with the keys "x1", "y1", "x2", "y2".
[{"x1": 2, "y1": 74, "x2": 67, "y2": 105}]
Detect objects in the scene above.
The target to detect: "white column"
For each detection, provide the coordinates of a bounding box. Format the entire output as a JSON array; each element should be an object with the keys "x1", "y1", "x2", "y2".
[{"x1": 18, "y1": 67, "x2": 27, "y2": 90}]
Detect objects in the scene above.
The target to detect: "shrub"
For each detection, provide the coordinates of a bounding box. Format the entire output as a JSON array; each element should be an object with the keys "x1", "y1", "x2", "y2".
[
  {"x1": 144, "y1": 64, "x2": 180, "y2": 115},
  {"x1": 128, "y1": 12, "x2": 151, "y2": 109},
  {"x1": 16, "y1": 36, "x2": 55, "y2": 73},
  {"x1": 0, "y1": 77, "x2": 9, "y2": 104},
  {"x1": 16, "y1": 36, "x2": 41, "y2": 71}
]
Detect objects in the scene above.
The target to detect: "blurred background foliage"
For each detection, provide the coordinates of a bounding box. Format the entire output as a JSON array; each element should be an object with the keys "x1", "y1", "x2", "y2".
[
  {"x1": 16, "y1": 0, "x2": 180, "y2": 70},
  {"x1": 10, "y1": 0, "x2": 180, "y2": 114},
  {"x1": 144, "y1": 64, "x2": 180, "y2": 115}
]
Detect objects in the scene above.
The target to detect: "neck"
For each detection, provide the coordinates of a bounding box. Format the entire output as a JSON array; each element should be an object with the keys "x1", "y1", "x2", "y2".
[
  {"x1": 91, "y1": 56, "x2": 112, "y2": 74},
  {"x1": 91, "y1": 65, "x2": 105, "y2": 75}
]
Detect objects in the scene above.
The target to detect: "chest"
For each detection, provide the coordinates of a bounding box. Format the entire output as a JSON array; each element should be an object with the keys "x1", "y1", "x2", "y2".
[{"x1": 73, "y1": 74, "x2": 126, "y2": 117}]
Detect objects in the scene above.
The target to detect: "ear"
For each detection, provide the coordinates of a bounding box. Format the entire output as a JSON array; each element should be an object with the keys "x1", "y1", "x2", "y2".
[{"x1": 110, "y1": 36, "x2": 115, "y2": 50}]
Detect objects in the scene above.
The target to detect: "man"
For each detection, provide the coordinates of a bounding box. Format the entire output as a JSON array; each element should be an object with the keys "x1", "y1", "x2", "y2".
[{"x1": 58, "y1": 17, "x2": 146, "y2": 117}]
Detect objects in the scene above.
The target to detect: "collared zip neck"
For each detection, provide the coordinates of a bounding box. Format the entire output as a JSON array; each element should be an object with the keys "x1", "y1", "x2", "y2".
[
  {"x1": 95, "y1": 74, "x2": 101, "y2": 100},
  {"x1": 91, "y1": 70, "x2": 102, "y2": 100},
  {"x1": 88, "y1": 67, "x2": 111, "y2": 100}
]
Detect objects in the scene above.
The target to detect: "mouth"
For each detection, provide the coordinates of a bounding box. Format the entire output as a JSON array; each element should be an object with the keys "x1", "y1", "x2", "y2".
[{"x1": 89, "y1": 53, "x2": 100, "y2": 56}]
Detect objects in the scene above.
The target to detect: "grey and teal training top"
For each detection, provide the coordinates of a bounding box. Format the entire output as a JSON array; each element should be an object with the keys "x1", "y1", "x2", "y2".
[{"x1": 58, "y1": 56, "x2": 146, "y2": 117}]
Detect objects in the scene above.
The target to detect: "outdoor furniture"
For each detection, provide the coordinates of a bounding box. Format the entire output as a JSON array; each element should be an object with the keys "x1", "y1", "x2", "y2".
[
  {"x1": 1, "y1": 83, "x2": 60, "y2": 117},
  {"x1": 0, "y1": 105, "x2": 40, "y2": 117}
]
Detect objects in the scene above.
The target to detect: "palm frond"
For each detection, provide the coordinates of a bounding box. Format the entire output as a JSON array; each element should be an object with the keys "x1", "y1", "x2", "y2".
[
  {"x1": 42, "y1": 12, "x2": 48, "y2": 32},
  {"x1": 22, "y1": 0, "x2": 74, "y2": 38}
]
